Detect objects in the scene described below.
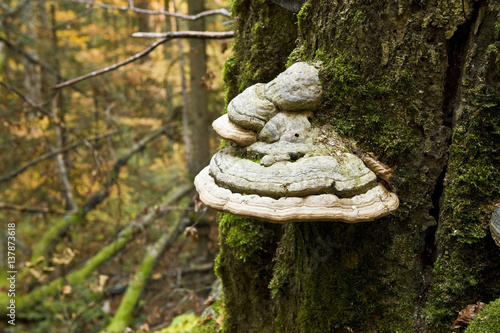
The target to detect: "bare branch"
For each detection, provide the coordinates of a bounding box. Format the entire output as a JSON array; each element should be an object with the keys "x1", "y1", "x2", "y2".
[
  {"x1": 0, "y1": 131, "x2": 118, "y2": 183},
  {"x1": 53, "y1": 31, "x2": 234, "y2": 89},
  {"x1": 84, "y1": 124, "x2": 170, "y2": 213},
  {"x1": 52, "y1": 7, "x2": 96, "y2": 30},
  {"x1": 0, "y1": 0, "x2": 30, "y2": 25},
  {"x1": 29, "y1": 125, "x2": 173, "y2": 262},
  {"x1": 0, "y1": 81, "x2": 65, "y2": 128},
  {"x1": 16, "y1": 184, "x2": 193, "y2": 312},
  {"x1": 0, "y1": 36, "x2": 60, "y2": 81},
  {"x1": 68, "y1": 0, "x2": 231, "y2": 20},
  {"x1": 50, "y1": 97, "x2": 78, "y2": 211},
  {"x1": 0, "y1": 202, "x2": 70, "y2": 215},
  {"x1": 0, "y1": 36, "x2": 89, "y2": 96}
]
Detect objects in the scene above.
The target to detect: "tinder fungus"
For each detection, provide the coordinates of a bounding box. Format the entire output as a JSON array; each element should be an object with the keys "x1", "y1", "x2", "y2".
[{"x1": 194, "y1": 62, "x2": 399, "y2": 223}]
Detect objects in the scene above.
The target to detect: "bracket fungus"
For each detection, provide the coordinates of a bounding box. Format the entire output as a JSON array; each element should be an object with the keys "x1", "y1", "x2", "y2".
[{"x1": 194, "y1": 62, "x2": 399, "y2": 223}]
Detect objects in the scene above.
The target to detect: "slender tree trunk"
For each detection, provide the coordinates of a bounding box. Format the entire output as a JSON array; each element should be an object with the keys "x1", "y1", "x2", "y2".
[
  {"x1": 216, "y1": 1, "x2": 500, "y2": 332},
  {"x1": 172, "y1": 0, "x2": 192, "y2": 173},
  {"x1": 187, "y1": 0, "x2": 210, "y2": 175}
]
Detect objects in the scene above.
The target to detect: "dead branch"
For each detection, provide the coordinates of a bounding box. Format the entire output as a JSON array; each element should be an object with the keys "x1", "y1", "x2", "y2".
[
  {"x1": 29, "y1": 124, "x2": 171, "y2": 262},
  {"x1": 0, "y1": 36, "x2": 62, "y2": 82},
  {"x1": 51, "y1": 99, "x2": 78, "y2": 211},
  {"x1": 0, "y1": 131, "x2": 118, "y2": 183},
  {"x1": 53, "y1": 30, "x2": 234, "y2": 89},
  {"x1": 0, "y1": 202, "x2": 70, "y2": 215},
  {"x1": 10, "y1": 184, "x2": 193, "y2": 315},
  {"x1": 51, "y1": 7, "x2": 96, "y2": 30},
  {"x1": 0, "y1": 81, "x2": 65, "y2": 128},
  {"x1": 166, "y1": 262, "x2": 214, "y2": 278},
  {"x1": 102, "y1": 205, "x2": 193, "y2": 332},
  {"x1": 0, "y1": 36, "x2": 89, "y2": 96},
  {"x1": 68, "y1": 0, "x2": 231, "y2": 20},
  {"x1": 0, "y1": 0, "x2": 30, "y2": 24}
]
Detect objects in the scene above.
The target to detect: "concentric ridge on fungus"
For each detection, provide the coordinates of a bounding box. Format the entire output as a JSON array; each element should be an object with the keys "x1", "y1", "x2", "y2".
[
  {"x1": 194, "y1": 62, "x2": 399, "y2": 223},
  {"x1": 195, "y1": 167, "x2": 399, "y2": 223}
]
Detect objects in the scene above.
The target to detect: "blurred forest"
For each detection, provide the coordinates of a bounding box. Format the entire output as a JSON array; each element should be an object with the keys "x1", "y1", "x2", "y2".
[{"x1": 0, "y1": 0, "x2": 232, "y2": 332}]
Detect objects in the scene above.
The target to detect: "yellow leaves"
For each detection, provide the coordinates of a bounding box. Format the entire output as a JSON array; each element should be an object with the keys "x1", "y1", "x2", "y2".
[
  {"x1": 55, "y1": 10, "x2": 77, "y2": 22},
  {"x1": 116, "y1": 116, "x2": 163, "y2": 130},
  {"x1": 58, "y1": 30, "x2": 91, "y2": 50},
  {"x1": 25, "y1": 256, "x2": 55, "y2": 283},
  {"x1": 74, "y1": 48, "x2": 106, "y2": 64},
  {"x1": 90, "y1": 274, "x2": 109, "y2": 293},
  {"x1": 7, "y1": 118, "x2": 50, "y2": 144}
]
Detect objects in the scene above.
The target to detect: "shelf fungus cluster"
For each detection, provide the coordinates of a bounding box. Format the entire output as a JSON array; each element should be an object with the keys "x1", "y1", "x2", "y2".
[{"x1": 194, "y1": 62, "x2": 399, "y2": 223}]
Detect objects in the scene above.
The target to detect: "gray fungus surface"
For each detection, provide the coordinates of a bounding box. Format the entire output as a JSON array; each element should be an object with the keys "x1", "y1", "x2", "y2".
[{"x1": 194, "y1": 62, "x2": 399, "y2": 223}]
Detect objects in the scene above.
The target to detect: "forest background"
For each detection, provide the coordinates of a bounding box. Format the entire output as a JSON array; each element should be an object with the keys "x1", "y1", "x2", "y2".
[{"x1": 0, "y1": 0, "x2": 232, "y2": 332}]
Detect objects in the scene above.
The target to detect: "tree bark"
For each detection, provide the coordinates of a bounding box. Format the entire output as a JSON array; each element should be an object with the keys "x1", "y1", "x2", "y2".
[{"x1": 216, "y1": 1, "x2": 500, "y2": 332}]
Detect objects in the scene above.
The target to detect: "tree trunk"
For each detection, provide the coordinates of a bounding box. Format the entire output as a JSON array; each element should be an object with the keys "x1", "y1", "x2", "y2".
[
  {"x1": 216, "y1": 1, "x2": 500, "y2": 332},
  {"x1": 187, "y1": 0, "x2": 210, "y2": 175}
]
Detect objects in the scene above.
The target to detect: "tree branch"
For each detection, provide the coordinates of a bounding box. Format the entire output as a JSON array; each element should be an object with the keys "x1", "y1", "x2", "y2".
[
  {"x1": 102, "y1": 207, "x2": 192, "y2": 332},
  {"x1": 0, "y1": 131, "x2": 118, "y2": 183},
  {"x1": 0, "y1": 36, "x2": 89, "y2": 96},
  {"x1": 29, "y1": 125, "x2": 171, "y2": 262},
  {"x1": 0, "y1": 81, "x2": 65, "y2": 128},
  {"x1": 0, "y1": 36, "x2": 60, "y2": 81},
  {"x1": 6, "y1": 184, "x2": 193, "y2": 316},
  {"x1": 53, "y1": 31, "x2": 234, "y2": 89},
  {"x1": 68, "y1": 0, "x2": 231, "y2": 20},
  {"x1": 0, "y1": 0, "x2": 30, "y2": 25},
  {"x1": 0, "y1": 202, "x2": 69, "y2": 215}
]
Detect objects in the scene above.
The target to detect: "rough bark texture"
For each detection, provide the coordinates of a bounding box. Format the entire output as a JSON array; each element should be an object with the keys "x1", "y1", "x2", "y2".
[{"x1": 216, "y1": 1, "x2": 500, "y2": 332}]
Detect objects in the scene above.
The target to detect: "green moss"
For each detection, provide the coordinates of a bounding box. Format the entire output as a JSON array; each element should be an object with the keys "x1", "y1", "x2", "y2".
[
  {"x1": 466, "y1": 298, "x2": 500, "y2": 332},
  {"x1": 223, "y1": 0, "x2": 298, "y2": 100},
  {"x1": 313, "y1": 49, "x2": 420, "y2": 161},
  {"x1": 270, "y1": 222, "x2": 415, "y2": 333},
  {"x1": 425, "y1": 88, "x2": 500, "y2": 330},
  {"x1": 218, "y1": 213, "x2": 267, "y2": 262},
  {"x1": 222, "y1": 54, "x2": 238, "y2": 109},
  {"x1": 442, "y1": 90, "x2": 500, "y2": 242},
  {"x1": 189, "y1": 300, "x2": 225, "y2": 333},
  {"x1": 297, "y1": 0, "x2": 312, "y2": 30}
]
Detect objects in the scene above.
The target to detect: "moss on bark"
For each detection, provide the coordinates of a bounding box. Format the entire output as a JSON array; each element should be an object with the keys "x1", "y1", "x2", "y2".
[
  {"x1": 216, "y1": 0, "x2": 500, "y2": 332},
  {"x1": 466, "y1": 297, "x2": 500, "y2": 332}
]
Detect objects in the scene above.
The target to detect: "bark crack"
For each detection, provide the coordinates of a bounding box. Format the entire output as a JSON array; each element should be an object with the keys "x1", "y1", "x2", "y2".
[
  {"x1": 415, "y1": 5, "x2": 483, "y2": 331},
  {"x1": 442, "y1": 2, "x2": 480, "y2": 128}
]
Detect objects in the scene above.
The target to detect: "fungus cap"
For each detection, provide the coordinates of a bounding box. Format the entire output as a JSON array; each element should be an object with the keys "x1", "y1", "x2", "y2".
[{"x1": 212, "y1": 114, "x2": 257, "y2": 146}]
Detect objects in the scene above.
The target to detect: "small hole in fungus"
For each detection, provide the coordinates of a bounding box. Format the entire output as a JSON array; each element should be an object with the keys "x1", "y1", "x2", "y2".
[{"x1": 294, "y1": 133, "x2": 299, "y2": 137}]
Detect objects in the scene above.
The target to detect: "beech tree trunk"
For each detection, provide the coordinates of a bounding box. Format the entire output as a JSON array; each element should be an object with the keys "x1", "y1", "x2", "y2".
[{"x1": 216, "y1": 1, "x2": 500, "y2": 332}]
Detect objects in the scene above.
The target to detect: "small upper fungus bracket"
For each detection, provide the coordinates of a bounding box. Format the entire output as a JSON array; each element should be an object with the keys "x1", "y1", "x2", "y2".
[{"x1": 195, "y1": 62, "x2": 399, "y2": 223}]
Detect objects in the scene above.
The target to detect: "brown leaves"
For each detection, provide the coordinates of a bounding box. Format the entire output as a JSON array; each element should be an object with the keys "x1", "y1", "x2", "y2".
[
  {"x1": 361, "y1": 152, "x2": 395, "y2": 191},
  {"x1": 197, "y1": 313, "x2": 214, "y2": 326},
  {"x1": 204, "y1": 296, "x2": 216, "y2": 306},
  {"x1": 451, "y1": 301, "x2": 486, "y2": 329},
  {"x1": 184, "y1": 226, "x2": 199, "y2": 242}
]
